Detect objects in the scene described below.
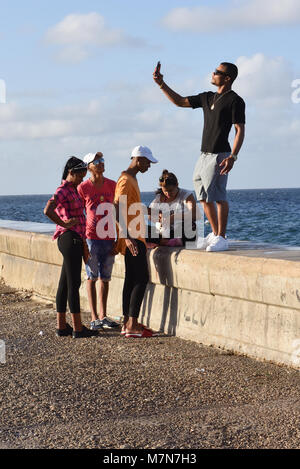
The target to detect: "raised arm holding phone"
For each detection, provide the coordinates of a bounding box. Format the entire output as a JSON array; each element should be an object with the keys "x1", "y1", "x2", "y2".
[{"x1": 153, "y1": 61, "x2": 245, "y2": 252}]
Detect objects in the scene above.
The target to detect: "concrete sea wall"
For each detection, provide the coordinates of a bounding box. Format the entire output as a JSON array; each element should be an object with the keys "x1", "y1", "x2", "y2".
[{"x1": 1, "y1": 227, "x2": 300, "y2": 369}]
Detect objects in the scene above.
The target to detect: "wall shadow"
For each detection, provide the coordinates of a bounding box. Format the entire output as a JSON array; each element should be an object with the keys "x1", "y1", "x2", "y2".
[{"x1": 140, "y1": 247, "x2": 182, "y2": 335}]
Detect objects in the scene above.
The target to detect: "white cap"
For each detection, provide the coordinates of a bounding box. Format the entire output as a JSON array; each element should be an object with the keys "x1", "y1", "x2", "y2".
[
  {"x1": 83, "y1": 152, "x2": 104, "y2": 165},
  {"x1": 83, "y1": 153, "x2": 97, "y2": 165},
  {"x1": 131, "y1": 145, "x2": 158, "y2": 163}
]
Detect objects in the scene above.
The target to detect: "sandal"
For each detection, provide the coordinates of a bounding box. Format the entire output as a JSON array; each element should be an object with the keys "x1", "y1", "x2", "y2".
[
  {"x1": 121, "y1": 324, "x2": 154, "y2": 336},
  {"x1": 125, "y1": 328, "x2": 158, "y2": 338}
]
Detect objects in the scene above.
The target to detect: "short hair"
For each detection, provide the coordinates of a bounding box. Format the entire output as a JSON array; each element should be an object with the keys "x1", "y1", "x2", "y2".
[{"x1": 221, "y1": 62, "x2": 238, "y2": 82}]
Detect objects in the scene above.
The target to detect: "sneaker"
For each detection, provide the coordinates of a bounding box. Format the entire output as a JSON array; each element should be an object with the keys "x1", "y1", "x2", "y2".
[
  {"x1": 90, "y1": 319, "x2": 104, "y2": 330},
  {"x1": 206, "y1": 235, "x2": 229, "y2": 252},
  {"x1": 56, "y1": 323, "x2": 73, "y2": 337},
  {"x1": 98, "y1": 317, "x2": 120, "y2": 329},
  {"x1": 72, "y1": 326, "x2": 99, "y2": 339},
  {"x1": 200, "y1": 232, "x2": 216, "y2": 249}
]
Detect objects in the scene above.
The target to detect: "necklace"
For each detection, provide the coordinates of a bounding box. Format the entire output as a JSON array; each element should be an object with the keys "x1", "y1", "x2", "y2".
[{"x1": 210, "y1": 90, "x2": 232, "y2": 110}]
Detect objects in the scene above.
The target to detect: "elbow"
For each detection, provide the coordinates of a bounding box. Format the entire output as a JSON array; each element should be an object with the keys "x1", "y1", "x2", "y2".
[
  {"x1": 176, "y1": 98, "x2": 187, "y2": 108},
  {"x1": 173, "y1": 96, "x2": 188, "y2": 108},
  {"x1": 44, "y1": 201, "x2": 52, "y2": 217}
]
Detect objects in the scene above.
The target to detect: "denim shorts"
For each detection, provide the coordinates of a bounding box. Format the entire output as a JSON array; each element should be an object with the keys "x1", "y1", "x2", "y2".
[
  {"x1": 193, "y1": 152, "x2": 230, "y2": 202},
  {"x1": 85, "y1": 239, "x2": 115, "y2": 281}
]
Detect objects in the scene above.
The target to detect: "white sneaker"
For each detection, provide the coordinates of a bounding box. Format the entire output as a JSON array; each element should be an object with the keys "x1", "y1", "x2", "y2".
[
  {"x1": 200, "y1": 232, "x2": 217, "y2": 249},
  {"x1": 206, "y1": 235, "x2": 229, "y2": 252}
]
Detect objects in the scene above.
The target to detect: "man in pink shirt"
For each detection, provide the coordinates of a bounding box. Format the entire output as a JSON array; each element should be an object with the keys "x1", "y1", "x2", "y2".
[{"x1": 78, "y1": 152, "x2": 119, "y2": 331}]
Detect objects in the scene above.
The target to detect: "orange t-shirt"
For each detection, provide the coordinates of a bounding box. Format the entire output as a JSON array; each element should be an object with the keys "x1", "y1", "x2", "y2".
[{"x1": 114, "y1": 172, "x2": 147, "y2": 255}]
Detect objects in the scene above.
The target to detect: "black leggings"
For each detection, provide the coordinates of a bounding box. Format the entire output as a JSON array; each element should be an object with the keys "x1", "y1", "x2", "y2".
[
  {"x1": 123, "y1": 239, "x2": 149, "y2": 318},
  {"x1": 56, "y1": 231, "x2": 83, "y2": 314}
]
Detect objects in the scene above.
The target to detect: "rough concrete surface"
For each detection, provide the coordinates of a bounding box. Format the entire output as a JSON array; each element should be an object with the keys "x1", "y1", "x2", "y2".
[{"x1": 0, "y1": 281, "x2": 300, "y2": 450}]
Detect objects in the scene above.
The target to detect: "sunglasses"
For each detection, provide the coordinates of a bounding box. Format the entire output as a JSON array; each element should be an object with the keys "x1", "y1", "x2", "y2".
[
  {"x1": 92, "y1": 157, "x2": 105, "y2": 165},
  {"x1": 213, "y1": 69, "x2": 228, "y2": 77},
  {"x1": 159, "y1": 176, "x2": 177, "y2": 185}
]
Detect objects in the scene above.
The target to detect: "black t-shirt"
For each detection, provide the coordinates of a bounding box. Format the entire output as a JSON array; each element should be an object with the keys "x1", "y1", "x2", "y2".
[{"x1": 188, "y1": 91, "x2": 245, "y2": 153}]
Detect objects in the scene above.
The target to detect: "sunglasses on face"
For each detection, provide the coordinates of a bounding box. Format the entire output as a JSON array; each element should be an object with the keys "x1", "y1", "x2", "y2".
[
  {"x1": 213, "y1": 69, "x2": 228, "y2": 77},
  {"x1": 159, "y1": 176, "x2": 175, "y2": 184},
  {"x1": 159, "y1": 176, "x2": 177, "y2": 185},
  {"x1": 92, "y1": 157, "x2": 105, "y2": 165}
]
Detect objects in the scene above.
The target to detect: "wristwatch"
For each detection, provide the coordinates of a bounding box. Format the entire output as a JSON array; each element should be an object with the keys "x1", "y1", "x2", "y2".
[{"x1": 230, "y1": 154, "x2": 238, "y2": 161}]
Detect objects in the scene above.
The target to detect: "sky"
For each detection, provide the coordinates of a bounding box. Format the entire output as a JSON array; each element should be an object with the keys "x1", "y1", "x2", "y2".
[{"x1": 1, "y1": 0, "x2": 300, "y2": 195}]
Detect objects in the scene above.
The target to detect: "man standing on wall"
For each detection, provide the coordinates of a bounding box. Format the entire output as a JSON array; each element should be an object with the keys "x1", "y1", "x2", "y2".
[{"x1": 153, "y1": 62, "x2": 245, "y2": 251}]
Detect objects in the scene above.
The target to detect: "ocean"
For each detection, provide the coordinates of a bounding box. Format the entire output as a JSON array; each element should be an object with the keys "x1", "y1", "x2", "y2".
[{"x1": 0, "y1": 188, "x2": 300, "y2": 246}]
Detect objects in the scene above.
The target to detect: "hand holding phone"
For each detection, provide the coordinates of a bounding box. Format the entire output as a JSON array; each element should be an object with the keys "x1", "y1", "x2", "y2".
[
  {"x1": 153, "y1": 61, "x2": 163, "y2": 86},
  {"x1": 154, "y1": 61, "x2": 161, "y2": 76}
]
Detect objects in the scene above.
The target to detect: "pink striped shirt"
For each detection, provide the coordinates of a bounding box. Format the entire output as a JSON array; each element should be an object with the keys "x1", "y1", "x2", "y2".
[{"x1": 49, "y1": 180, "x2": 86, "y2": 240}]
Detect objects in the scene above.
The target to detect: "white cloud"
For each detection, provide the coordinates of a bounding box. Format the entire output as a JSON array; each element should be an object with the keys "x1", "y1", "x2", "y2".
[
  {"x1": 2, "y1": 53, "x2": 300, "y2": 193},
  {"x1": 45, "y1": 13, "x2": 147, "y2": 63},
  {"x1": 234, "y1": 53, "x2": 293, "y2": 103},
  {"x1": 162, "y1": 0, "x2": 300, "y2": 32},
  {"x1": 0, "y1": 54, "x2": 296, "y2": 143}
]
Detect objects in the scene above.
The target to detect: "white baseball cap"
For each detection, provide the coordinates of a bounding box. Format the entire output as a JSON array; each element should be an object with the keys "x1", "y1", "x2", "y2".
[
  {"x1": 131, "y1": 145, "x2": 158, "y2": 163},
  {"x1": 83, "y1": 152, "x2": 103, "y2": 165}
]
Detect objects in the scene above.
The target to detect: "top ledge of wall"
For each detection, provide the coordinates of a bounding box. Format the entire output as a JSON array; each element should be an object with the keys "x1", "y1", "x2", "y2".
[
  {"x1": 1, "y1": 227, "x2": 300, "y2": 309},
  {"x1": 1, "y1": 226, "x2": 300, "y2": 263}
]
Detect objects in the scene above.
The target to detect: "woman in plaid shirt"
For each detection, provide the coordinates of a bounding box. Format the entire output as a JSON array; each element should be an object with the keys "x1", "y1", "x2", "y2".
[{"x1": 44, "y1": 157, "x2": 98, "y2": 339}]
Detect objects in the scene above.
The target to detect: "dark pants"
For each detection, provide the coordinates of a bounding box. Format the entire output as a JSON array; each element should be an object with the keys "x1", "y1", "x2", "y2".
[
  {"x1": 123, "y1": 239, "x2": 149, "y2": 318},
  {"x1": 147, "y1": 222, "x2": 196, "y2": 246},
  {"x1": 56, "y1": 231, "x2": 83, "y2": 314}
]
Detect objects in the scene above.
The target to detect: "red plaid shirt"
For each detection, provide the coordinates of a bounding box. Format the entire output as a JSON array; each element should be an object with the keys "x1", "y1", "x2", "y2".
[{"x1": 50, "y1": 180, "x2": 86, "y2": 240}]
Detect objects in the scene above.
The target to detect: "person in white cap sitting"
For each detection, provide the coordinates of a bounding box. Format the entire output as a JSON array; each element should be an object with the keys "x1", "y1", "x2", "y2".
[
  {"x1": 114, "y1": 145, "x2": 158, "y2": 338},
  {"x1": 78, "y1": 151, "x2": 119, "y2": 331}
]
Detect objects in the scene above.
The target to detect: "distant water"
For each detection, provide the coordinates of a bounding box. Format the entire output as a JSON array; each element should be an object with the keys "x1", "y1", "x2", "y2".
[{"x1": 0, "y1": 188, "x2": 300, "y2": 246}]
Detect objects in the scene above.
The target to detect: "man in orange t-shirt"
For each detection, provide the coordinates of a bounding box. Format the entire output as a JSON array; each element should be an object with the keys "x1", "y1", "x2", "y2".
[{"x1": 114, "y1": 146, "x2": 158, "y2": 338}]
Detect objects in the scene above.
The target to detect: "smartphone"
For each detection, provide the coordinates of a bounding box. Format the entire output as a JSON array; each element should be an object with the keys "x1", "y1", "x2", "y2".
[{"x1": 155, "y1": 61, "x2": 161, "y2": 75}]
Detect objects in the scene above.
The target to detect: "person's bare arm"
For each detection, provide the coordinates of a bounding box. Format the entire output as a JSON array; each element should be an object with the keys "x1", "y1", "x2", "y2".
[
  {"x1": 153, "y1": 66, "x2": 191, "y2": 108},
  {"x1": 219, "y1": 123, "x2": 245, "y2": 175},
  {"x1": 44, "y1": 197, "x2": 78, "y2": 229},
  {"x1": 114, "y1": 201, "x2": 138, "y2": 256},
  {"x1": 231, "y1": 123, "x2": 245, "y2": 157}
]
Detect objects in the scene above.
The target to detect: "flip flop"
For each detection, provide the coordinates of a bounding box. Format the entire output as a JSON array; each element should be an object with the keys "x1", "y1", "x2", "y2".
[
  {"x1": 125, "y1": 328, "x2": 155, "y2": 338},
  {"x1": 121, "y1": 324, "x2": 156, "y2": 336}
]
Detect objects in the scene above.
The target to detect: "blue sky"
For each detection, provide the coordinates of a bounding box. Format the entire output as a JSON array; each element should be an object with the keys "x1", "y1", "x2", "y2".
[{"x1": 1, "y1": 0, "x2": 300, "y2": 194}]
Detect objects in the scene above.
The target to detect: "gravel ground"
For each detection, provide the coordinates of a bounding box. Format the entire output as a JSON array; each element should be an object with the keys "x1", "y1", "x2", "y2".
[{"x1": 0, "y1": 281, "x2": 300, "y2": 450}]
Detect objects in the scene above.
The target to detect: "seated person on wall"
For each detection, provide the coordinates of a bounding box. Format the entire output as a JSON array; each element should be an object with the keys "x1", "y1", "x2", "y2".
[{"x1": 147, "y1": 170, "x2": 198, "y2": 247}]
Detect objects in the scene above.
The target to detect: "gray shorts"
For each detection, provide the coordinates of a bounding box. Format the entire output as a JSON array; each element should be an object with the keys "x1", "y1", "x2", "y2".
[{"x1": 193, "y1": 152, "x2": 230, "y2": 202}]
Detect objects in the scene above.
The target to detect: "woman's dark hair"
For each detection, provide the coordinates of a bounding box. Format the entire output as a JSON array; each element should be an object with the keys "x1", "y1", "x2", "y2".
[
  {"x1": 62, "y1": 156, "x2": 86, "y2": 181},
  {"x1": 156, "y1": 169, "x2": 178, "y2": 194}
]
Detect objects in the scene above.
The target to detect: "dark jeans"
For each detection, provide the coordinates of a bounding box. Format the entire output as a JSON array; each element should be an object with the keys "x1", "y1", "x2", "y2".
[
  {"x1": 123, "y1": 239, "x2": 149, "y2": 318},
  {"x1": 56, "y1": 230, "x2": 83, "y2": 314}
]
